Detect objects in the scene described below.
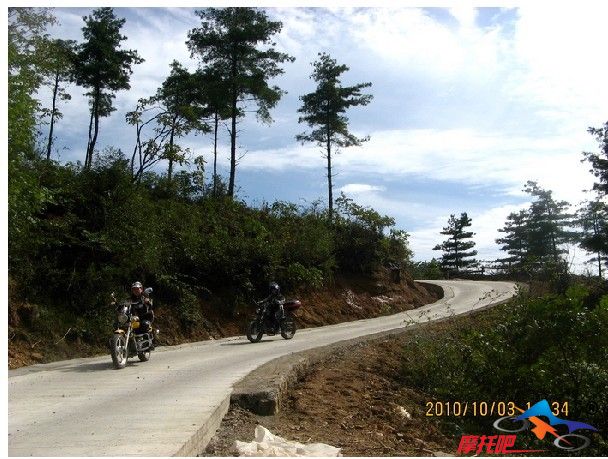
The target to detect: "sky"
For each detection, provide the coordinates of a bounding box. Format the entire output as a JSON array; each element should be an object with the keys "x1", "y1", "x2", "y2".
[{"x1": 36, "y1": 4, "x2": 608, "y2": 269}]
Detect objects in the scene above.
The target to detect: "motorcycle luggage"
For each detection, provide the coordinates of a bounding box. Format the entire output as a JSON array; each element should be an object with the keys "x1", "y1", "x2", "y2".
[{"x1": 283, "y1": 300, "x2": 302, "y2": 311}]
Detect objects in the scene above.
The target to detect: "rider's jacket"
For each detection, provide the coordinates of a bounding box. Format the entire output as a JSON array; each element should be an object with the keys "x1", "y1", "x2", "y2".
[{"x1": 130, "y1": 294, "x2": 154, "y2": 320}]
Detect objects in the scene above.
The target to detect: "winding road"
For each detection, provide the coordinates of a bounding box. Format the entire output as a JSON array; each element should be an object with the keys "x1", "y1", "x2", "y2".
[{"x1": 8, "y1": 280, "x2": 517, "y2": 456}]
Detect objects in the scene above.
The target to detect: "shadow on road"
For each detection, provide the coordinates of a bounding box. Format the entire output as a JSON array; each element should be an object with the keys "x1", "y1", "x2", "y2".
[
  {"x1": 57, "y1": 361, "x2": 115, "y2": 373},
  {"x1": 220, "y1": 339, "x2": 273, "y2": 346}
]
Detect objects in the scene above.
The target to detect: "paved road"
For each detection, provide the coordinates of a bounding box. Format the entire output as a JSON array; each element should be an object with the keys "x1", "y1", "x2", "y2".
[{"x1": 8, "y1": 280, "x2": 517, "y2": 456}]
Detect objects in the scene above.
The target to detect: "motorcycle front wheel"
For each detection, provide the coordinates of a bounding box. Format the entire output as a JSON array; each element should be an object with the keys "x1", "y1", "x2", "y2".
[
  {"x1": 246, "y1": 320, "x2": 264, "y2": 343},
  {"x1": 280, "y1": 317, "x2": 297, "y2": 340},
  {"x1": 110, "y1": 334, "x2": 128, "y2": 369}
]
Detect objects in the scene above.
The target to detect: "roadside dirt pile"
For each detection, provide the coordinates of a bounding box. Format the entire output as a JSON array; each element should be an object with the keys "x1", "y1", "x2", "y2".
[{"x1": 8, "y1": 270, "x2": 439, "y2": 369}]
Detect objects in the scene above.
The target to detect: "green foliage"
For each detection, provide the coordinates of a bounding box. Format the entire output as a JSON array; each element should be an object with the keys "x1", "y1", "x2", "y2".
[
  {"x1": 9, "y1": 147, "x2": 412, "y2": 320},
  {"x1": 583, "y1": 121, "x2": 608, "y2": 197},
  {"x1": 187, "y1": 7, "x2": 295, "y2": 196},
  {"x1": 524, "y1": 181, "x2": 575, "y2": 262},
  {"x1": 334, "y1": 193, "x2": 411, "y2": 273},
  {"x1": 578, "y1": 122, "x2": 608, "y2": 278},
  {"x1": 281, "y1": 263, "x2": 324, "y2": 291},
  {"x1": 401, "y1": 284, "x2": 608, "y2": 454},
  {"x1": 409, "y1": 259, "x2": 443, "y2": 280},
  {"x1": 73, "y1": 7, "x2": 144, "y2": 168},
  {"x1": 296, "y1": 52, "x2": 373, "y2": 217},
  {"x1": 40, "y1": 38, "x2": 77, "y2": 160},
  {"x1": 576, "y1": 200, "x2": 608, "y2": 278},
  {"x1": 8, "y1": 7, "x2": 56, "y2": 161},
  {"x1": 433, "y1": 212, "x2": 478, "y2": 274},
  {"x1": 496, "y1": 182, "x2": 575, "y2": 279}
]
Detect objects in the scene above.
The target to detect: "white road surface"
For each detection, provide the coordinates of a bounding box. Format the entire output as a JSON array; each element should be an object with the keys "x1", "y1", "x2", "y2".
[{"x1": 8, "y1": 280, "x2": 517, "y2": 456}]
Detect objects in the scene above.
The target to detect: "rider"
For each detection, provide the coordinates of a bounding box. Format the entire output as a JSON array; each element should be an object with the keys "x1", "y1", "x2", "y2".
[
  {"x1": 264, "y1": 281, "x2": 285, "y2": 324},
  {"x1": 130, "y1": 281, "x2": 155, "y2": 337}
]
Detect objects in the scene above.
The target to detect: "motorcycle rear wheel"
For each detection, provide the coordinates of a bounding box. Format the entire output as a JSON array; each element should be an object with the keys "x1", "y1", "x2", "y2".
[
  {"x1": 280, "y1": 318, "x2": 297, "y2": 340},
  {"x1": 110, "y1": 334, "x2": 128, "y2": 369},
  {"x1": 246, "y1": 321, "x2": 263, "y2": 343}
]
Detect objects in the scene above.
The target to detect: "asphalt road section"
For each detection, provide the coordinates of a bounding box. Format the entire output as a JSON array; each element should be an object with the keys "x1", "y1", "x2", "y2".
[{"x1": 8, "y1": 280, "x2": 517, "y2": 456}]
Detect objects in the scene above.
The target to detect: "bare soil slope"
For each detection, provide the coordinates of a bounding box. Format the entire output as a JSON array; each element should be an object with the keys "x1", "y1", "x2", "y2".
[{"x1": 8, "y1": 270, "x2": 439, "y2": 369}]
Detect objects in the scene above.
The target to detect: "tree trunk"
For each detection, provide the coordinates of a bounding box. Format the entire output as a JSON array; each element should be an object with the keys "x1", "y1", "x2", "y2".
[
  {"x1": 228, "y1": 53, "x2": 238, "y2": 198},
  {"x1": 168, "y1": 118, "x2": 177, "y2": 183},
  {"x1": 86, "y1": 87, "x2": 101, "y2": 169},
  {"x1": 86, "y1": 106, "x2": 95, "y2": 169},
  {"x1": 326, "y1": 135, "x2": 333, "y2": 220},
  {"x1": 213, "y1": 111, "x2": 218, "y2": 197},
  {"x1": 228, "y1": 90, "x2": 238, "y2": 198},
  {"x1": 46, "y1": 72, "x2": 59, "y2": 160}
]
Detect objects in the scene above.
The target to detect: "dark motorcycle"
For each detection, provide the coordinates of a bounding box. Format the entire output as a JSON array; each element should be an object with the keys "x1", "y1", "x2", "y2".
[
  {"x1": 246, "y1": 298, "x2": 302, "y2": 343},
  {"x1": 109, "y1": 288, "x2": 157, "y2": 369}
]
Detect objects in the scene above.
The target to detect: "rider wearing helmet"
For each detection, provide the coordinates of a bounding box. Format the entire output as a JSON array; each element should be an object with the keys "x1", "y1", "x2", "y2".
[
  {"x1": 130, "y1": 281, "x2": 155, "y2": 336},
  {"x1": 265, "y1": 281, "x2": 285, "y2": 324}
]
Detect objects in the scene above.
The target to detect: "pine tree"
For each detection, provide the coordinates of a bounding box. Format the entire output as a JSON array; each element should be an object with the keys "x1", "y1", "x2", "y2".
[
  {"x1": 576, "y1": 200, "x2": 608, "y2": 278},
  {"x1": 496, "y1": 209, "x2": 529, "y2": 270},
  {"x1": 73, "y1": 8, "x2": 143, "y2": 169},
  {"x1": 583, "y1": 121, "x2": 608, "y2": 196},
  {"x1": 187, "y1": 7, "x2": 294, "y2": 197},
  {"x1": 523, "y1": 181, "x2": 575, "y2": 264},
  {"x1": 296, "y1": 53, "x2": 373, "y2": 219},
  {"x1": 195, "y1": 65, "x2": 232, "y2": 197},
  {"x1": 578, "y1": 122, "x2": 608, "y2": 277},
  {"x1": 433, "y1": 213, "x2": 478, "y2": 274}
]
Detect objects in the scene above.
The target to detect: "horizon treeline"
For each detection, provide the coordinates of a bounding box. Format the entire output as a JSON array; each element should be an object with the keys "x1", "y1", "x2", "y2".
[{"x1": 423, "y1": 122, "x2": 607, "y2": 280}]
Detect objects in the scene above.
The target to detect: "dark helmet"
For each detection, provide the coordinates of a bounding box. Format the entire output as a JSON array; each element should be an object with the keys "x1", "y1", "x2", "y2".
[{"x1": 268, "y1": 282, "x2": 280, "y2": 295}]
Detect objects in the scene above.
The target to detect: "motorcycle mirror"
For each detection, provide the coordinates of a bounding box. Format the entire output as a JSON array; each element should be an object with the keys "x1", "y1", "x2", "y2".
[{"x1": 144, "y1": 287, "x2": 153, "y2": 295}]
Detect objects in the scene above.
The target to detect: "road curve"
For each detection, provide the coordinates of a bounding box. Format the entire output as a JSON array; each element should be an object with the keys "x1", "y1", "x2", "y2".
[{"x1": 8, "y1": 280, "x2": 517, "y2": 456}]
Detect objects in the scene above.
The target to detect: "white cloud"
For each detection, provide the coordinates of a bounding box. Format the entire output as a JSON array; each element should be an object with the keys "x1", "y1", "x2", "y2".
[
  {"x1": 339, "y1": 183, "x2": 385, "y2": 194},
  {"x1": 238, "y1": 126, "x2": 596, "y2": 205}
]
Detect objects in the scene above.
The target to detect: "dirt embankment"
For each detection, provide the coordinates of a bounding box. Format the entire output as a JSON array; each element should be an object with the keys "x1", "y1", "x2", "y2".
[
  {"x1": 8, "y1": 270, "x2": 439, "y2": 369},
  {"x1": 205, "y1": 321, "x2": 463, "y2": 456}
]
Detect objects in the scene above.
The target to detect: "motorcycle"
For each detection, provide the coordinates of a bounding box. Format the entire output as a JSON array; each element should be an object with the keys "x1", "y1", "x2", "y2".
[
  {"x1": 246, "y1": 298, "x2": 302, "y2": 343},
  {"x1": 109, "y1": 288, "x2": 157, "y2": 369}
]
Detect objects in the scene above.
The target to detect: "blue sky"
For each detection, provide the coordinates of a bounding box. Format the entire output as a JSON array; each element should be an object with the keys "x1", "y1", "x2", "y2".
[{"x1": 39, "y1": 6, "x2": 607, "y2": 267}]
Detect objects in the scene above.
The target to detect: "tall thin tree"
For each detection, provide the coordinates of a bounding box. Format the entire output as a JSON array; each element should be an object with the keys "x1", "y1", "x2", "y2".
[
  {"x1": 195, "y1": 66, "x2": 231, "y2": 196},
  {"x1": 41, "y1": 38, "x2": 76, "y2": 160},
  {"x1": 187, "y1": 7, "x2": 294, "y2": 197},
  {"x1": 296, "y1": 52, "x2": 373, "y2": 219},
  {"x1": 73, "y1": 8, "x2": 143, "y2": 169},
  {"x1": 153, "y1": 61, "x2": 210, "y2": 182}
]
